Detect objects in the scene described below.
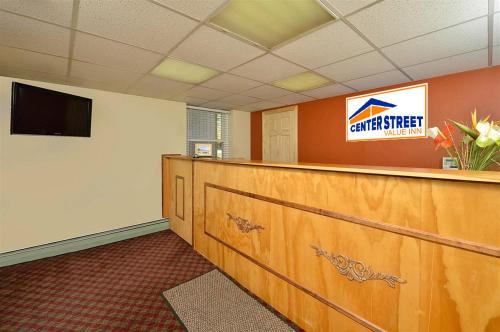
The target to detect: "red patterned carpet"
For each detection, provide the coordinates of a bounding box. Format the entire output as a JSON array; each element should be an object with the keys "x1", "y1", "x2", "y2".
[{"x1": 0, "y1": 230, "x2": 214, "y2": 331}]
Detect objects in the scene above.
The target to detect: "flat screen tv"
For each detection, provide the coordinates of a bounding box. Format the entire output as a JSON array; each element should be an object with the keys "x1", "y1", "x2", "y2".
[{"x1": 11, "y1": 82, "x2": 92, "y2": 137}]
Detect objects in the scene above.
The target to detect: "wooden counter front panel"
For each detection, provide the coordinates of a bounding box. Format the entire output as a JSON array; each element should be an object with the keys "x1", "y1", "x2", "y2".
[
  {"x1": 197, "y1": 162, "x2": 500, "y2": 249},
  {"x1": 175, "y1": 176, "x2": 185, "y2": 220},
  {"x1": 161, "y1": 156, "x2": 171, "y2": 218},
  {"x1": 204, "y1": 183, "x2": 500, "y2": 331},
  {"x1": 205, "y1": 185, "x2": 411, "y2": 330},
  {"x1": 169, "y1": 158, "x2": 193, "y2": 245},
  {"x1": 205, "y1": 186, "x2": 271, "y2": 265},
  {"x1": 195, "y1": 162, "x2": 500, "y2": 331}
]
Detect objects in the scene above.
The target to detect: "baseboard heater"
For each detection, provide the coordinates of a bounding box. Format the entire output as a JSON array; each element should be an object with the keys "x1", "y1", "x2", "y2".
[{"x1": 0, "y1": 219, "x2": 169, "y2": 267}]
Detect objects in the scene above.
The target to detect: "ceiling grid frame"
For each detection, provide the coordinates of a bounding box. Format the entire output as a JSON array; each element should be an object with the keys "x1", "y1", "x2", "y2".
[
  {"x1": 126, "y1": 0, "x2": 359, "y2": 103},
  {"x1": 65, "y1": 0, "x2": 80, "y2": 78},
  {"x1": 318, "y1": 0, "x2": 414, "y2": 81},
  {"x1": 0, "y1": 0, "x2": 398, "y2": 100},
  {"x1": 123, "y1": 0, "x2": 233, "y2": 95},
  {"x1": 0, "y1": 7, "x2": 166, "y2": 56},
  {"x1": 171, "y1": 0, "x2": 351, "y2": 105},
  {"x1": 0, "y1": 0, "x2": 495, "y2": 111}
]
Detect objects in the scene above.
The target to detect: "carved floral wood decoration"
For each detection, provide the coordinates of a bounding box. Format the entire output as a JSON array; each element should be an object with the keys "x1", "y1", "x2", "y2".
[
  {"x1": 226, "y1": 213, "x2": 264, "y2": 233},
  {"x1": 311, "y1": 245, "x2": 406, "y2": 288}
]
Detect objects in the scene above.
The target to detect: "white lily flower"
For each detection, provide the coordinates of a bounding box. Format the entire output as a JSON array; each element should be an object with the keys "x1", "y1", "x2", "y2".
[
  {"x1": 426, "y1": 127, "x2": 439, "y2": 139},
  {"x1": 475, "y1": 121, "x2": 500, "y2": 147},
  {"x1": 476, "y1": 121, "x2": 490, "y2": 135},
  {"x1": 491, "y1": 124, "x2": 500, "y2": 145}
]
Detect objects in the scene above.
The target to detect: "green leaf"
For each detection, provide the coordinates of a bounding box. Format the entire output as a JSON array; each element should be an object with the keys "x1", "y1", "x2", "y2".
[{"x1": 450, "y1": 120, "x2": 479, "y2": 139}]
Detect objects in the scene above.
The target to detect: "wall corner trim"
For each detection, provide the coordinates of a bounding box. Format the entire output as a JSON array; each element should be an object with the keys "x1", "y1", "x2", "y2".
[{"x1": 0, "y1": 219, "x2": 170, "y2": 268}]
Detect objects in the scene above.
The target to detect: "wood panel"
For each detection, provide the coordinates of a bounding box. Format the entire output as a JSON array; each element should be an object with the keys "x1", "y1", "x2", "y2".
[
  {"x1": 161, "y1": 156, "x2": 171, "y2": 218},
  {"x1": 175, "y1": 176, "x2": 184, "y2": 220},
  {"x1": 162, "y1": 154, "x2": 182, "y2": 218},
  {"x1": 168, "y1": 158, "x2": 193, "y2": 245},
  {"x1": 204, "y1": 183, "x2": 500, "y2": 331},
  {"x1": 195, "y1": 162, "x2": 500, "y2": 248},
  {"x1": 193, "y1": 161, "x2": 500, "y2": 331},
  {"x1": 189, "y1": 157, "x2": 500, "y2": 183}
]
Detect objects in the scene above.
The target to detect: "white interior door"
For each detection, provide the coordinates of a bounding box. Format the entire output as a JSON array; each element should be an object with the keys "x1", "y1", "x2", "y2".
[{"x1": 262, "y1": 106, "x2": 298, "y2": 163}]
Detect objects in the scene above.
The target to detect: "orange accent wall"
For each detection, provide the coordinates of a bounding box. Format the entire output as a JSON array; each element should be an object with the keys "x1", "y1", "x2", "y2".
[
  {"x1": 251, "y1": 110, "x2": 263, "y2": 160},
  {"x1": 251, "y1": 66, "x2": 500, "y2": 168}
]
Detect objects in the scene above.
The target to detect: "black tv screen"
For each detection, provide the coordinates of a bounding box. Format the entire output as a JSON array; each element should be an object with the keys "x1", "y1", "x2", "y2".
[{"x1": 11, "y1": 82, "x2": 92, "y2": 137}]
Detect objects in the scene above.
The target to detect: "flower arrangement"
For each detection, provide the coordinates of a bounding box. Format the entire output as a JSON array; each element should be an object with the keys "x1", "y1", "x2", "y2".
[{"x1": 427, "y1": 110, "x2": 499, "y2": 171}]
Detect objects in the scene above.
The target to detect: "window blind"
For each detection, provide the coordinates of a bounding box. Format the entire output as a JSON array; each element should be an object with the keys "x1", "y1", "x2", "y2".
[{"x1": 187, "y1": 106, "x2": 230, "y2": 158}]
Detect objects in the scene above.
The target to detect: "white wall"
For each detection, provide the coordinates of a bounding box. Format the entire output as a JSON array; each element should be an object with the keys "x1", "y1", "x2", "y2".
[
  {"x1": 230, "y1": 110, "x2": 251, "y2": 159},
  {"x1": 0, "y1": 76, "x2": 187, "y2": 253}
]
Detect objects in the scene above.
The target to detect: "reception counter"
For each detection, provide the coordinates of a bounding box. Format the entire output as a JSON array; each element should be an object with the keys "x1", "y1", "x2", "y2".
[{"x1": 162, "y1": 155, "x2": 500, "y2": 331}]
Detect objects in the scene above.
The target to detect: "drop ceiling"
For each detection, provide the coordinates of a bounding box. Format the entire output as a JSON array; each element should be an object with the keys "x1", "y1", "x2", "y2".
[{"x1": 0, "y1": 0, "x2": 497, "y2": 112}]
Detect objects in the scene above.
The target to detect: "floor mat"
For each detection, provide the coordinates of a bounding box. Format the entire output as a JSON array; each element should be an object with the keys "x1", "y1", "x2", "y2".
[{"x1": 162, "y1": 269, "x2": 297, "y2": 332}]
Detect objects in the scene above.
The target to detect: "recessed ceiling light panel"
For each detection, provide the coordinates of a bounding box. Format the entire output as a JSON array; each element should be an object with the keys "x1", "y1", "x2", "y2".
[
  {"x1": 151, "y1": 57, "x2": 219, "y2": 84},
  {"x1": 273, "y1": 71, "x2": 331, "y2": 92},
  {"x1": 210, "y1": 0, "x2": 336, "y2": 49}
]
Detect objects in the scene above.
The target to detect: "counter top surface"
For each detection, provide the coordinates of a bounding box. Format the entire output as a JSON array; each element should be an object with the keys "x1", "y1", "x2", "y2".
[{"x1": 163, "y1": 155, "x2": 500, "y2": 184}]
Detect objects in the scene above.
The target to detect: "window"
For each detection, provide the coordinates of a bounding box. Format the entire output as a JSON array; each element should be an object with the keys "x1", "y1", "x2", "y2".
[{"x1": 187, "y1": 107, "x2": 230, "y2": 158}]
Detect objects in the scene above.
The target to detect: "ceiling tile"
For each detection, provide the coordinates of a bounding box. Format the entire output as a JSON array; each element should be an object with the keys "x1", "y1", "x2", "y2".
[
  {"x1": 0, "y1": 0, "x2": 73, "y2": 26},
  {"x1": 69, "y1": 60, "x2": 143, "y2": 92},
  {"x1": 217, "y1": 94, "x2": 261, "y2": 106},
  {"x1": 0, "y1": 11, "x2": 70, "y2": 56},
  {"x1": 0, "y1": 45, "x2": 68, "y2": 75},
  {"x1": 180, "y1": 86, "x2": 232, "y2": 100},
  {"x1": 326, "y1": 0, "x2": 377, "y2": 15},
  {"x1": 201, "y1": 73, "x2": 262, "y2": 92},
  {"x1": 73, "y1": 32, "x2": 164, "y2": 74},
  {"x1": 344, "y1": 70, "x2": 410, "y2": 92},
  {"x1": 272, "y1": 93, "x2": 315, "y2": 105},
  {"x1": 316, "y1": 51, "x2": 394, "y2": 82},
  {"x1": 404, "y1": 49, "x2": 488, "y2": 81},
  {"x1": 493, "y1": 46, "x2": 500, "y2": 65},
  {"x1": 171, "y1": 26, "x2": 265, "y2": 71},
  {"x1": 0, "y1": 67, "x2": 68, "y2": 85},
  {"x1": 153, "y1": 0, "x2": 226, "y2": 20},
  {"x1": 200, "y1": 100, "x2": 236, "y2": 110},
  {"x1": 230, "y1": 54, "x2": 305, "y2": 83},
  {"x1": 494, "y1": 13, "x2": 500, "y2": 46},
  {"x1": 67, "y1": 77, "x2": 129, "y2": 93},
  {"x1": 302, "y1": 83, "x2": 355, "y2": 99},
  {"x1": 236, "y1": 100, "x2": 283, "y2": 112},
  {"x1": 348, "y1": 0, "x2": 488, "y2": 47},
  {"x1": 127, "y1": 75, "x2": 193, "y2": 99},
  {"x1": 273, "y1": 21, "x2": 372, "y2": 69},
  {"x1": 241, "y1": 84, "x2": 292, "y2": 99},
  {"x1": 382, "y1": 17, "x2": 488, "y2": 67},
  {"x1": 77, "y1": 0, "x2": 197, "y2": 53},
  {"x1": 170, "y1": 95, "x2": 208, "y2": 106}
]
